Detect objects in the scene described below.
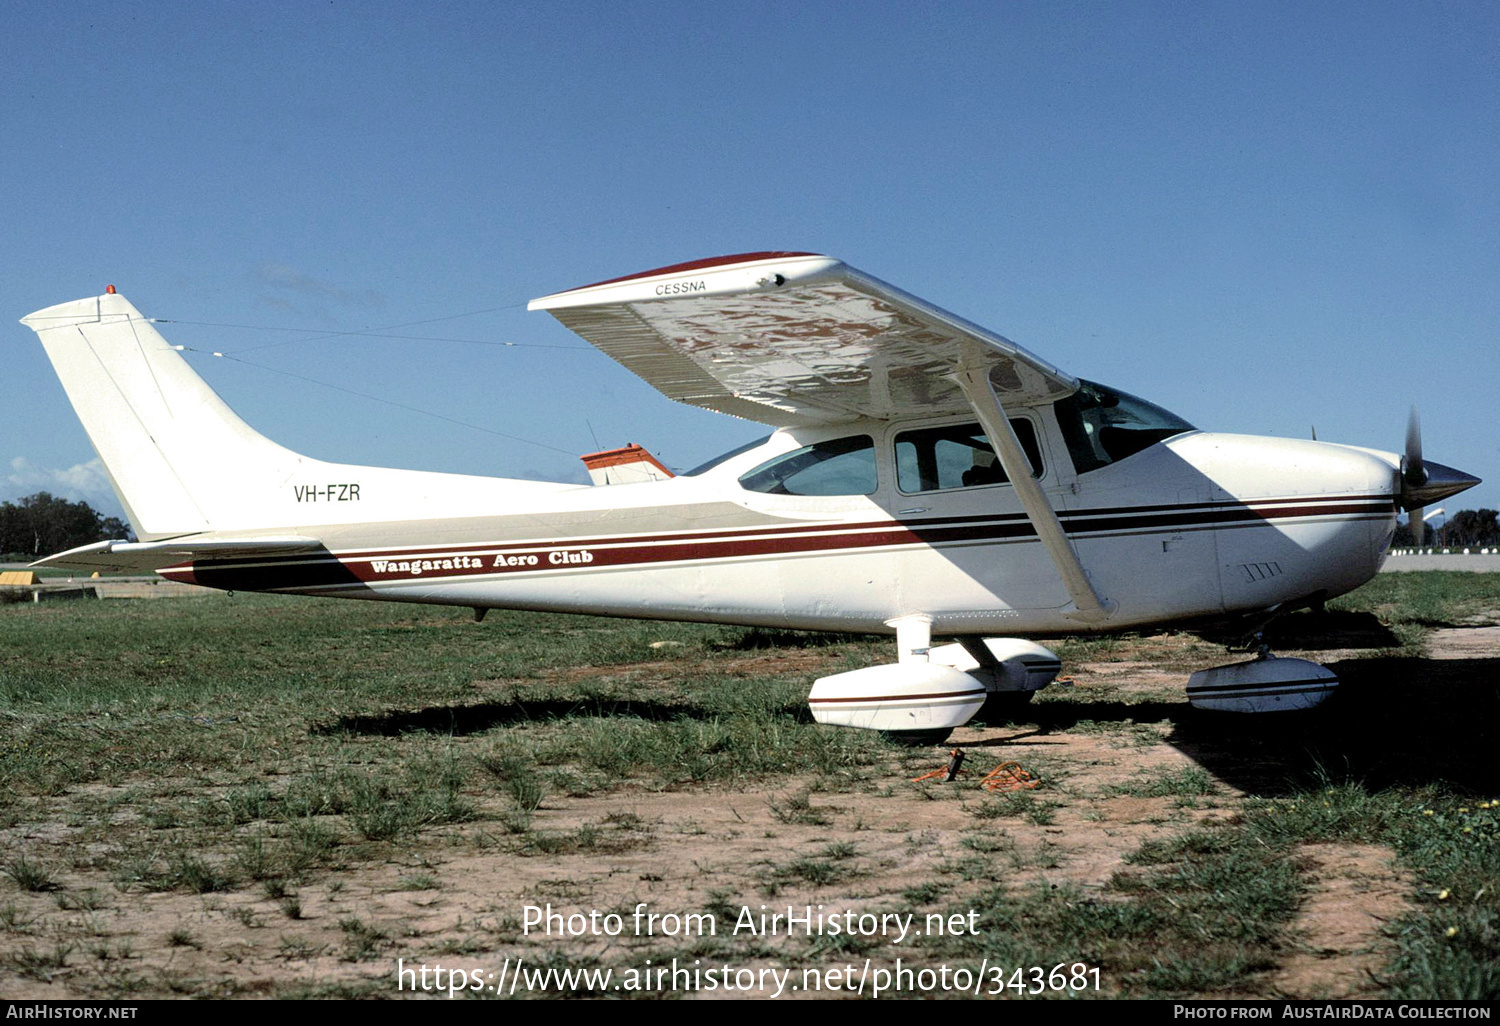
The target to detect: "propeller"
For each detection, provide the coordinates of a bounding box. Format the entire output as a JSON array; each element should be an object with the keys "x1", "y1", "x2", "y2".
[
  {"x1": 1403, "y1": 407, "x2": 1427, "y2": 489},
  {"x1": 1396, "y1": 405, "x2": 1481, "y2": 545},
  {"x1": 1404, "y1": 407, "x2": 1426, "y2": 547}
]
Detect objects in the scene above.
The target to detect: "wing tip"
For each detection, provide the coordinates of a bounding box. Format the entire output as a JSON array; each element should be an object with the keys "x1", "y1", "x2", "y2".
[{"x1": 529, "y1": 251, "x2": 838, "y2": 310}]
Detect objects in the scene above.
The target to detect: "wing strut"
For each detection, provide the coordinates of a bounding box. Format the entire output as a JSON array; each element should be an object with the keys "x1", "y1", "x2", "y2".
[{"x1": 949, "y1": 344, "x2": 1114, "y2": 624}]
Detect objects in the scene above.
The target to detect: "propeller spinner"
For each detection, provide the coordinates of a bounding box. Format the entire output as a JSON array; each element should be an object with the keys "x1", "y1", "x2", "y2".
[{"x1": 1399, "y1": 406, "x2": 1480, "y2": 545}]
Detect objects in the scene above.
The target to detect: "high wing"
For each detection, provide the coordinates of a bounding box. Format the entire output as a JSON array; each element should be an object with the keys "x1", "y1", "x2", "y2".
[{"x1": 529, "y1": 252, "x2": 1078, "y2": 427}]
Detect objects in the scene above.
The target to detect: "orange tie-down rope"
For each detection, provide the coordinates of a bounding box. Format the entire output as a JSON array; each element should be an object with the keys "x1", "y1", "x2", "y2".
[
  {"x1": 978, "y1": 761, "x2": 1040, "y2": 793},
  {"x1": 911, "y1": 750, "x2": 1041, "y2": 792}
]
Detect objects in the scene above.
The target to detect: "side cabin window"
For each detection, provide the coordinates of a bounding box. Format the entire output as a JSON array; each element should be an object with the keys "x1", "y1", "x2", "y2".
[
  {"x1": 738, "y1": 435, "x2": 878, "y2": 496},
  {"x1": 895, "y1": 421, "x2": 1042, "y2": 493},
  {"x1": 1054, "y1": 380, "x2": 1195, "y2": 475}
]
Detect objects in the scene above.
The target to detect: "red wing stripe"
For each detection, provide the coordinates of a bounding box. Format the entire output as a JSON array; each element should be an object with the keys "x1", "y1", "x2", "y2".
[{"x1": 563, "y1": 252, "x2": 818, "y2": 292}]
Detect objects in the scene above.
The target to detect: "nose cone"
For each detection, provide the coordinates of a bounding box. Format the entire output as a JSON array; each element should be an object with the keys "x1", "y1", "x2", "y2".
[{"x1": 1401, "y1": 460, "x2": 1482, "y2": 511}]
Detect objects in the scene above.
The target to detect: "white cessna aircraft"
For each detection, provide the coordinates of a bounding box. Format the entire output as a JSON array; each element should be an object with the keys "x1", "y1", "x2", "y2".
[{"x1": 21, "y1": 253, "x2": 1479, "y2": 742}]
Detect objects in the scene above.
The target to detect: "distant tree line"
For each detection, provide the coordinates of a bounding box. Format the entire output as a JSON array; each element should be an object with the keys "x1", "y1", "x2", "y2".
[
  {"x1": 0, "y1": 493, "x2": 131, "y2": 560},
  {"x1": 1392, "y1": 509, "x2": 1500, "y2": 548}
]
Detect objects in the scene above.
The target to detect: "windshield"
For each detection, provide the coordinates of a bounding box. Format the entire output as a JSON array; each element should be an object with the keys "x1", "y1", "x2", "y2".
[
  {"x1": 679, "y1": 434, "x2": 772, "y2": 477},
  {"x1": 1054, "y1": 381, "x2": 1194, "y2": 474}
]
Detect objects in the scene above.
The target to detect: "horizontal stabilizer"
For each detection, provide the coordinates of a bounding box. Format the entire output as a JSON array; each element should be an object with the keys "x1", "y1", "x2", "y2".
[
  {"x1": 32, "y1": 536, "x2": 322, "y2": 574},
  {"x1": 579, "y1": 443, "x2": 674, "y2": 486}
]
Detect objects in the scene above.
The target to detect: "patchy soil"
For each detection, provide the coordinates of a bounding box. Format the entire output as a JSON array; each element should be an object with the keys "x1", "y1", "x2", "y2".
[
  {"x1": 0, "y1": 632, "x2": 1445, "y2": 1001},
  {"x1": 1269, "y1": 844, "x2": 1410, "y2": 1000},
  {"x1": 1427, "y1": 617, "x2": 1500, "y2": 661}
]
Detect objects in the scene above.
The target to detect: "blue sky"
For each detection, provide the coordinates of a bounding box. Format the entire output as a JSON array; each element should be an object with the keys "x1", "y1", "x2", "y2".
[{"x1": 5, "y1": 1, "x2": 1496, "y2": 522}]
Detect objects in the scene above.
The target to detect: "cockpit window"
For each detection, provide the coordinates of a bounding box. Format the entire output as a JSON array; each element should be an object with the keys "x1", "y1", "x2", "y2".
[
  {"x1": 738, "y1": 435, "x2": 877, "y2": 496},
  {"x1": 1054, "y1": 380, "x2": 1194, "y2": 474},
  {"x1": 895, "y1": 421, "x2": 1042, "y2": 493}
]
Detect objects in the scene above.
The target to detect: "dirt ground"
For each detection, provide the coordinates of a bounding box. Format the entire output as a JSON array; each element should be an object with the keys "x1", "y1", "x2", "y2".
[{"x1": 7, "y1": 626, "x2": 1474, "y2": 1002}]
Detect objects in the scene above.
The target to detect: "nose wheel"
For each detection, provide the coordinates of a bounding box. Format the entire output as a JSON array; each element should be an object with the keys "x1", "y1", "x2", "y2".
[{"x1": 1187, "y1": 634, "x2": 1337, "y2": 713}]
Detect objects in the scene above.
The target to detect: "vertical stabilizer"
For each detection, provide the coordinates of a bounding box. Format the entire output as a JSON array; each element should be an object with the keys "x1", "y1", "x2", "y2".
[
  {"x1": 22, "y1": 292, "x2": 576, "y2": 542},
  {"x1": 21, "y1": 293, "x2": 308, "y2": 539}
]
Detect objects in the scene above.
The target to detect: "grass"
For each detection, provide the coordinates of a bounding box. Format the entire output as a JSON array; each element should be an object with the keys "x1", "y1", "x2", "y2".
[
  {"x1": 928, "y1": 780, "x2": 1498, "y2": 998},
  {"x1": 3, "y1": 856, "x2": 59, "y2": 893},
  {"x1": 1, "y1": 577, "x2": 1498, "y2": 998},
  {"x1": 7, "y1": 942, "x2": 74, "y2": 981},
  {"x1": 1106, "y1": 766, "x2": 1220, "y2": 799},
  {"x1": 1244, "y1": 785, "x2": 1500, "y2": 999},
  {"x1": 768, "y1": 789, "x2": 832, "y2": 826},
  {"x1": 925, "y1": 818, "x2": 1304, "y2": 997},
  {"x1": 758, "y1": 856, "x2": 856, "y2": 893},
  {"x1": 337, "y1": 917, "x2": 388, "y2": 962},
  {"x1": 970, "y1": 790, "x2": 1062, "y2": 825}
]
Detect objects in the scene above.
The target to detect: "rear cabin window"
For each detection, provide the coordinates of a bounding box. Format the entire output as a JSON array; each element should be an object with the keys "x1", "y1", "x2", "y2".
[
  {"x1": 1053, "y1": 381, "x2": 1195, "y2": 474},
  {"x1": 738, "y1": 435, "x2": 877, "y2": 496},
  {"x1": 895, "y1": 421, "x2": 1042, "y2": 493}
]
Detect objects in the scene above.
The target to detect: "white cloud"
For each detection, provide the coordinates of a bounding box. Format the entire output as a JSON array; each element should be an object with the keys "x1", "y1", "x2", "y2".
[
  {"x1": 252, "y1": 263, "x2": 385, "y2": 317},
  {"x1": 4, "y1": 457, "x2": 124, "y2": 516}
]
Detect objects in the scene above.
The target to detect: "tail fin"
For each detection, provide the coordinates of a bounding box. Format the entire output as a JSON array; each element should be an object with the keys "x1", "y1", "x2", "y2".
[
  {"x1": 22, "y1": 291, "x2": 574, "y2": 541},
  {"x1": 22, "y1": 292, "x2": 309, "y2": 539}
]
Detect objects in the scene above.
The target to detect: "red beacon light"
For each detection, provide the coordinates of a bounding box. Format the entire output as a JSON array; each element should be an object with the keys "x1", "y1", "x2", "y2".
[{"x1": 105, "y1": 285, "x2": 116, "y2": 294}]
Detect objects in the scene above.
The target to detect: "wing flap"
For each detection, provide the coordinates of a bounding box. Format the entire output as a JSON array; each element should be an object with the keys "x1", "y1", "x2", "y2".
[{"x1": 530, "y1": 253, "x2": 1078, "y2": 426}]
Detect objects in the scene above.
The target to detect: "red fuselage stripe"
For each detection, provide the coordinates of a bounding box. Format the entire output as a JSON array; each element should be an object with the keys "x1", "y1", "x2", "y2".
[{"x1": 157, "y1": 495, "x2": 1393, "y2": 590}]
